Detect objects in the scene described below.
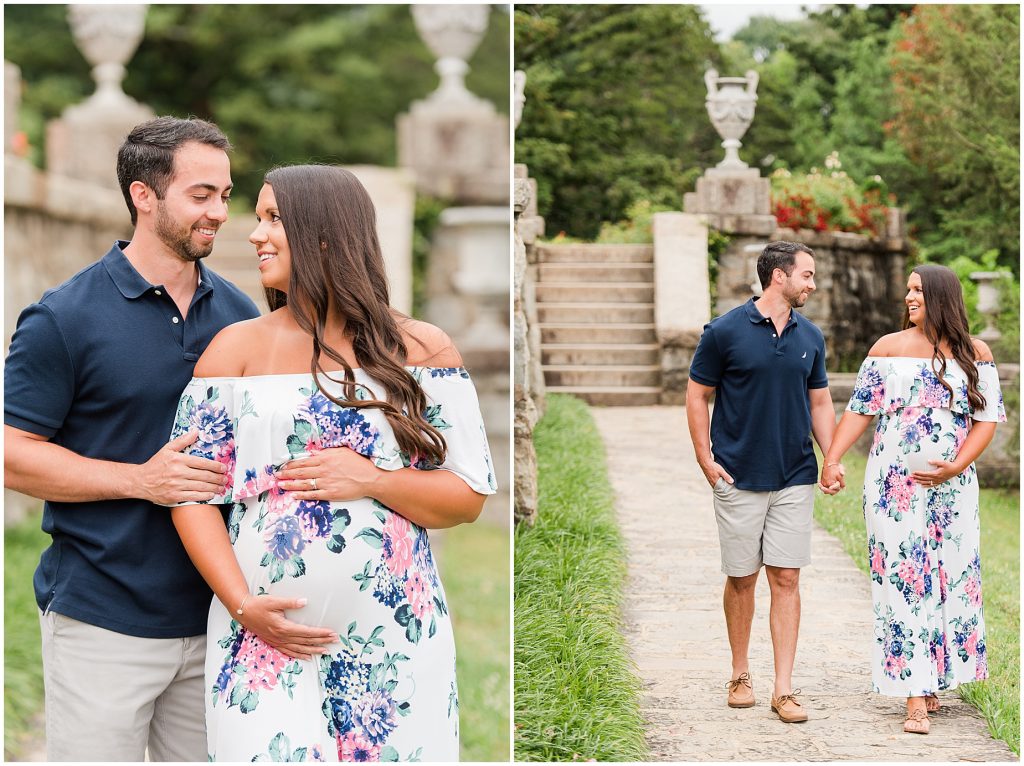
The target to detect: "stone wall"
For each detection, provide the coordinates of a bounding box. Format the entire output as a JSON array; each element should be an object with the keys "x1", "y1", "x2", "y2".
[{"x1": 715, "y1": 225, "x2": 908, "y2": 372}]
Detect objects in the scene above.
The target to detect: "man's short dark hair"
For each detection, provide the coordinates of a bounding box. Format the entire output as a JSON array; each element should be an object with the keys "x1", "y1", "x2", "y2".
[
  {"x1": 116, "y1": 116, "x2": 231, "y2": 225},
  {"x1": 756, "y1": 241, "x2": 815, "y2": 289}
]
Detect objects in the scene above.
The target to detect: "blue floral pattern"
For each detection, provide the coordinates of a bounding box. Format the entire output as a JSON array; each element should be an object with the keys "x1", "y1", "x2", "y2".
[
  {"x1": 848, "y1": 356, "x2": 1004, "y2": 696},
  {"x1": 170, "y1": 367, "x2": 495, "y2": 761}
]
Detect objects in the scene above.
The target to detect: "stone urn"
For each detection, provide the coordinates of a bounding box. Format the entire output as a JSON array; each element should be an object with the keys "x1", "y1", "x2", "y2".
[
  {"x1": 704, "y1": 69, "x2": 759, "y2": 170},
  {"x1": 514, "y1": 70, "x2": 527, "y2": 130},
  {"x1": 411, "y1": 4, "x2": 490, "y2": 105},
  {"x1": 970, "y1": 271, "x2": 1012, "y2": 344},
  {"x1": 68, "y1": 4, "x2": 149, "y2": 110}
]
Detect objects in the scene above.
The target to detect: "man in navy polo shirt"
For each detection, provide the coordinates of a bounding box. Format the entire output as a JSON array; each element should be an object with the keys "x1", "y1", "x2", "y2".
[
  {"x1": 686, "y1": 241, "x2": 841, "y2": 724},
  {"x1": 4, "y1": 117, "x2": 333, "y2": 761}
]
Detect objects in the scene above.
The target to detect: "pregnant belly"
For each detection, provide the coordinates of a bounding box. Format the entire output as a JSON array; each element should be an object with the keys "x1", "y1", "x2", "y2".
[
  {"x1": 227, "y1": 499, "x2": 442, "y2": 631},
  {"x1": 892, "y1": 406, "x2": 962, "y2": 473}
]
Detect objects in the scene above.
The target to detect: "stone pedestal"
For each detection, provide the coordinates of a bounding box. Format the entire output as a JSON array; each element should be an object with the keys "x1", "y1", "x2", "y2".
[
  {"x1": 684, "y1": 166, "x2": 774, "y2": 223},
  {"x1": 397, "y1": 104, "x2": 508, "y2": 204},
  {"x1": 46, "y1": 4, "x2": 154, "y2": 189},
  {"x1": 652, "y1": 212, "x2": 709, "y2": 404},
  {"x1": 345, "y1": 166, "x2": 416, "y2": 317},
  {"x1": 423, "y1": 205, "x2": 509, "y2": 519}
]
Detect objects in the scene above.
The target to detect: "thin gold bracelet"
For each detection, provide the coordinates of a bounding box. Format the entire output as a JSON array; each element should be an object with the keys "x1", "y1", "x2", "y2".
[{"x1": 236, "y1": 594, "x2": 251, "y2": 616}]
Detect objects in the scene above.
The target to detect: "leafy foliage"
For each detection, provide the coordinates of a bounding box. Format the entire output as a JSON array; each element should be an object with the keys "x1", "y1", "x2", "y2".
[
  {"x1": 4, "y1": 4, "x2": 509, "y2": 206},
  {"x1": 515, "y1": 4, "x2": 720, "y2": 238}
]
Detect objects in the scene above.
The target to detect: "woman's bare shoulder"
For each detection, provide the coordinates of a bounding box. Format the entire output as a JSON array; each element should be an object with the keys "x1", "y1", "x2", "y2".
[
  {"x1": 971, "y1": 337, "x2": 995, "y2": 362},
  {"x1": 193, "y1": 312, "x2": 278, "y2": 377},
  {"x1": 867, "y1": 331, "x2": 909, "y2": 357},
  {"x1": 399, "y1": 317, "x2": 463, "y2": 368}
]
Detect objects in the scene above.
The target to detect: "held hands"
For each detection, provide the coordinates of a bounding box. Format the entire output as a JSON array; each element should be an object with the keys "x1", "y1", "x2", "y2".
[
  {"x1": 911, "y1": 459, "x2": 960, "y2": 488},
  {"x1": 138, "y1": 430, "x2": 228, "y2": 505},
  {"x1": 235, "y1": 594, "x2": 339, "y2": 660},
  {"x1": 819, "y1": 462, "x2": 846, "y2": 495},
  {"x1": 698, "y1": 457, "x2": 734, "y2": 489},
  {"x1": 276, "y1": 446, "x2": 380, "y2": 501}
]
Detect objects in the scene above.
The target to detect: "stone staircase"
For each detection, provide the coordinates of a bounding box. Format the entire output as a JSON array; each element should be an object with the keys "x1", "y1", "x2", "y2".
[{"x1": 536, "y1": 243, "x2": 661, "y2": 405}]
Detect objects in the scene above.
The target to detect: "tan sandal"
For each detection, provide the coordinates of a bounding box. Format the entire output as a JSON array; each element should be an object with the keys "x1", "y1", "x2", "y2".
[
  {"x1": 904, "y1": 708, "x2": 930, "y2": 734},
  {"x1": 925, "y1": 694, "x2": 940, "y2": 713}
]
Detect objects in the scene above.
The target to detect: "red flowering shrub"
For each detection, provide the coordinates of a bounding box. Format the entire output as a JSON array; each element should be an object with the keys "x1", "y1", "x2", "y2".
[{"x1": 770, "y1": 155, "x2": 896, "y2": 238}]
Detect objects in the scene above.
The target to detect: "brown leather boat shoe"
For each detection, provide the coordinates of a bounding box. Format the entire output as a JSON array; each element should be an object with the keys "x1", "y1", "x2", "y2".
[
  {"x1": 726, "y1": 672, "x2": 755, "y2": 708},
  {"x1": 770, "y1": 690, "x2": 808, "y2": 722}
]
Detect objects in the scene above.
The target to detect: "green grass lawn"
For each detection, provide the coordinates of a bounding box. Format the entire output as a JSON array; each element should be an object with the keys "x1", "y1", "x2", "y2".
[
  {"x1": 437, "y1": 520, "x2": 511, "y2": 761},
  {"x1": 814, "y1": 448, "x2": 1020, "y2": 754},
  {"x1": 4, "y1": 509, "x2": 48, "y2": 760},
  {"x1": 5, "y1": 510, "x2": 510, "y2": 762},
  {"x1": 513, "y1": 395, "x2": 648, "y2": 762}
]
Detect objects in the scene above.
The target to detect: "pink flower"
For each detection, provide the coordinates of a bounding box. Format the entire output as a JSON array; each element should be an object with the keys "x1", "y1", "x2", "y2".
[
  {"x1": 404, "y1": 571, "x2": 434, "y2": 620},
  {"x1": 338, "y1": 731, "x2": 380, "y2": 762},
  {"x1": 383, "y1": 514, "x2": 414, "y2": 576},
  {"x1": 965, "y1": 631, "x2": 978, "y2": 657},
  {"x1": 266, "y1": 481, "x2": 299, "y2": 517},
  {"x1": 934, "y1": 645, "x2": 945, "y2": 674},
  {"x1": 976, "y1": 652, "x2": 988, "y2": 680},
  {"x1": 871, "y1": 549, "x2": 886, "y2": 575},
  {"x1": 214, "y1": 444, "x2": 236, "y2": 492},
  {"x1": 236, "y1": 630, "x2": 287, "y2": 692},
  {"x1": 965, "y1": 576, "x2": 982, "y2": 606}
]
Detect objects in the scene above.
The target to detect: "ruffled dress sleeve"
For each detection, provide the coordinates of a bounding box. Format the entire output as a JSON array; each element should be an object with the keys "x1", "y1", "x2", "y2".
[
  {"x1": 972, "y1": 362, "x2": 1007, "y2": 423},
  {"x1": 397, "y1": 367, "x2": 497, "y2": 495},
  {"x1": 846, "y1": 357, "x2": 887, "y2": 415},
  {"x1": 166, "y1": 377, "x2": 244, "y2": 506}
]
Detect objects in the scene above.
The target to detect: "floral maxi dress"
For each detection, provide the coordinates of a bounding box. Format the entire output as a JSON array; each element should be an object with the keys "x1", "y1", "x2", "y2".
[
  {"x1": 170, "y1": 367, "x2": 496, "y2": 761},
  {"x1": 847, "y1": 357, "x2": 1004, "y2": 697}
]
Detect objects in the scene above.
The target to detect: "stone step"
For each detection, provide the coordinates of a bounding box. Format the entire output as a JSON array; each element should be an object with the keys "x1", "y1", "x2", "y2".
[
  {"x1": 541, "y1": 343, "x2": 660, "y2": 366},
  {"x1": 539, "y1": 323, "x2": 658, "y2": 344},
  {"x1": 546, "y1": 385, "x2": 663, "y2": 406},
  {"x1": 544, "y1": 364, "x2": 661, "y2": 387},
  {"x1": 536, "y1": 283, "x2": 654, "y2": 304},
  {"x1": 537, "y1": 303, "x2": 656, "y2": 324},
  {"x1": 538, "y1": 262, "x2": 654, "y2": 283},
  {"x1": 536, "y1": 243, "x2": 654, "y2": 264}
]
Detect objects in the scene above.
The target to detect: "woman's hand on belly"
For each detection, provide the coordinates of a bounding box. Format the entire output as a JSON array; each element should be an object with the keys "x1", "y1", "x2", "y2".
[
  {"x1": 239, "y1": 593, "x2": 341, "y2": 660},
  {"x1": 276, "y1": 446, "x2": 378, "y2": 502},
  {"x1": 911, "y1": 459, "x2": 960, "y2": 487}
]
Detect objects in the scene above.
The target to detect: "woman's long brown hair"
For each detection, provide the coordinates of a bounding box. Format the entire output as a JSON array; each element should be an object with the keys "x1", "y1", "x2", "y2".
[
  {"x1": 902, "y1": 264, "x2": 986, "y2": 411},
  {"x1": 263, "y1": 164, "x2": 447, "y2": 465}
]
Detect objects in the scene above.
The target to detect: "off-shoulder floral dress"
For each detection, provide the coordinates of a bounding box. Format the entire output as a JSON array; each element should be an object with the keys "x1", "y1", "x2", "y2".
[
  {"x1": 169, "y1": 367, "x2": 496, "y2": 762},
  {"x1": 847, "y1": 357, "x2": 1004, "y2": 697}
]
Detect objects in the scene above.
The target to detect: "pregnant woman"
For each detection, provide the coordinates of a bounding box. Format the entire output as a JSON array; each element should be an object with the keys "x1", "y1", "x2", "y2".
[
  {"x1": 821, "y1": 264, "x2": 1004, "y2": 735},
  {"x1": 167, "y1": 165, "x2": 495, "y2": 761}
]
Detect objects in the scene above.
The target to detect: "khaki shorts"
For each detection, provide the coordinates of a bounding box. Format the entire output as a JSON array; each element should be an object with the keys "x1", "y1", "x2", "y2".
[{"x1": 712, "y1": 479, "x2": 814, "y2": 576}]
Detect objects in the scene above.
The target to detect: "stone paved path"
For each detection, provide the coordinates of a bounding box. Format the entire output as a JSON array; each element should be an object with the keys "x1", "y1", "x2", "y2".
[{"x1": 592, "y1": 405, "x2": 1016, "y2": 762}]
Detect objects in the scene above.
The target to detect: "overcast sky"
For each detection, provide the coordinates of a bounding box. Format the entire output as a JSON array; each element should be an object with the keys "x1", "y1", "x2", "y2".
[{"x1": 700, "y1": 4, "x2": 815, "y2": 41}]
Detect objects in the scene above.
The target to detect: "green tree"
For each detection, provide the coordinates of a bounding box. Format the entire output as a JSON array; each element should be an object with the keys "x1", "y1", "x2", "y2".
[
  {"x1": 889, "y1": 4, "x2": 1020, "y2": 268},
  {"x1": 515, "y1": 4, "x2": 721, "y2": 238}
]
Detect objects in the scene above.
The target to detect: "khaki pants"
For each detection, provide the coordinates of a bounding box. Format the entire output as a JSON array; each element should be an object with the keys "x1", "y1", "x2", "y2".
[{"x1": 39, "y1": 610, "x2": 207, "y2": 762}]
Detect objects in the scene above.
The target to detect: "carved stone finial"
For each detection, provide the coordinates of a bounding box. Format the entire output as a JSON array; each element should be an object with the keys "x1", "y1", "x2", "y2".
[
  {"x1": 514, "y1": 70, "x2": 527, "y2": 131},
  {"x1": 68, "y1": 4, "x2": 149, "y2": 110},
  {"x1": 412, "y1": 4, "x2": 490, "y2": 106},
  {"x1": 704, "y1": 69, "x2": 759, "y2": 170}
]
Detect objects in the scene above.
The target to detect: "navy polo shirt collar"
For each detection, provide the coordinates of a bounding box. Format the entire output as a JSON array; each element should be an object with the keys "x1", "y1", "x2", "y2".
[
  {"x1": 102, "y1": 240, "x2": 214, "y2": 301},
  {"x1": 744, "y1": 297, "x2": 798, "y2": 330}
]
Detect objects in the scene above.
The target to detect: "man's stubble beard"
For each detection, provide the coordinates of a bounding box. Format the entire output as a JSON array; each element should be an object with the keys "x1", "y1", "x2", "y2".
[{"x1": 154, "y1": 201, "x2": 213, "y2": 263}]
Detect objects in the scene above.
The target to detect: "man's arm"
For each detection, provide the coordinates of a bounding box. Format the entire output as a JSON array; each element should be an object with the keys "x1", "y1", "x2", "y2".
[
  {"x1": 808, "y1": 387, "x2": 837, "y2": 455},
  {"x1": 4, "y1": 425, "x2": 226, "y2": 505},
  {"x1": 685, "y1": 379, "x2": 734, "y2": 487}
]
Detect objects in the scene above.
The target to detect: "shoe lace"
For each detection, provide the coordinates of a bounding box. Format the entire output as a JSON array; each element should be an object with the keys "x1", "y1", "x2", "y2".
[
  {"x1": 726, "y1": 672, "x2": 752, "y2": 691},
  {"x1": 775, "y1": 689, "x2": 803, "y2": 707}
]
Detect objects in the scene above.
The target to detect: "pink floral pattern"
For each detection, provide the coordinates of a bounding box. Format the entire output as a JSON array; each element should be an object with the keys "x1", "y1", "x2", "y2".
[
  {"x1": 848, "y1": 357, "x2": 1004, "y2": 697},
  {"x1": 170, "y1": 367, "x2": 493, "y2": 761}
]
